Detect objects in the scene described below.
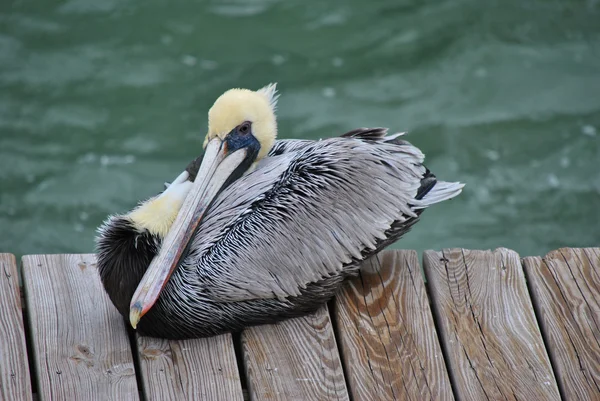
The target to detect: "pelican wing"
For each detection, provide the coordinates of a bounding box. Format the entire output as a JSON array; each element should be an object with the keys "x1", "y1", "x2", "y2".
[{"x1": 185, "y1": 131, "x2": 461, "y2": 302}]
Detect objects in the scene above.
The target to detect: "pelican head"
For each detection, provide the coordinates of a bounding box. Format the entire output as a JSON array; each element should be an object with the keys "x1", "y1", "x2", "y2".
[
  {"x1": 203, "y1": 83, "x2": 278, "y2": 161},
  {"x1": 129, "y1": 84, "x2": 279, "y2": 329}
]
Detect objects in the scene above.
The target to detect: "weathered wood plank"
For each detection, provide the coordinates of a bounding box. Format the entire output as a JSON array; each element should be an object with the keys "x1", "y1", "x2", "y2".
[
  {"x1": 333, "y1": 250, "x2": 454, "y2": 401},
  {"x1": 241, "y1": 305, "x2": 348, "y2": 401},
  {"x1": 423, "y1": 248, "x2": 560, "y2": 401},
  {"x1": 22, "y1": 254, "x2": 139, "y2": 401},
  {"x1": 523, "y1": 247, "x2": 600, "y2": 400},
  {"x1": 136, "y1": 333, "x2": 244, "y2": 401},
  {"x1": 0, "y1": 254, "x2": 32, "y2": 401}
]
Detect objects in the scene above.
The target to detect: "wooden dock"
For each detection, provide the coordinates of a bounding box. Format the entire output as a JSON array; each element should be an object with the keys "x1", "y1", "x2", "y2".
[{"x1": 1, "y1": 247, "x2": 598, "y2": 401}]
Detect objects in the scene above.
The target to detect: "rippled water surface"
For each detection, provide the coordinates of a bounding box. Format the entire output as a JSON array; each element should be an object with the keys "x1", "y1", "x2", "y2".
[{"x1": 1, "y1": 0, "x2": 599, "y2": 258}]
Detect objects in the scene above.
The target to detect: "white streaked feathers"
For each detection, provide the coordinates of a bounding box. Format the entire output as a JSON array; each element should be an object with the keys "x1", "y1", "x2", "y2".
[
  {"x1": 179, "y1": 133, "x2": 463, "y2": 302},
  {"x1": 414, "y1": 180, "x2": 465, "y2": 208}
]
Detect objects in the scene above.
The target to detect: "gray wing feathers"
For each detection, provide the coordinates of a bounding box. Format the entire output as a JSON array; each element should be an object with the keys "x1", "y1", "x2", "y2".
[
  {"x1": 268, "y1": 139, "x2": 314, "y2": 156},
  {"x1": 186, "y1": 135, "x2": 455, "y2": 302}
]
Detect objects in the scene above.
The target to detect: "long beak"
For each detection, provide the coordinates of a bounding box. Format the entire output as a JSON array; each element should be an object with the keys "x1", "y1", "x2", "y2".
[{"x1": 129, "y1": 138, "x2": 247, "y2": 329}]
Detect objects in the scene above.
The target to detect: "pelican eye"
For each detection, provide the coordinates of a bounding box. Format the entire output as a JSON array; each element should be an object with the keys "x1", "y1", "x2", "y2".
[{"x1": 238, "y1": 121, "x2": 251, "y2": 135}]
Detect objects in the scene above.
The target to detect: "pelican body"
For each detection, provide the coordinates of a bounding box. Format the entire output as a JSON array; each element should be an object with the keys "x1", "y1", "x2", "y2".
[{"x1": 96, "y1": 84, "x2": 463, "y2": 339}]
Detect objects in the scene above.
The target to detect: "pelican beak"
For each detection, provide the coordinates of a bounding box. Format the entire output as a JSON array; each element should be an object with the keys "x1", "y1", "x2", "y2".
[{"x1": 128, "y1": 138, "x2": 248, "y2": 329}]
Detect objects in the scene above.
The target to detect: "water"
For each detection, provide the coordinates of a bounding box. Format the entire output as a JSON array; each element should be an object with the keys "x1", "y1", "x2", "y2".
[{"x1": 1, "y1": 0, "x2": 599, "y2": 260}]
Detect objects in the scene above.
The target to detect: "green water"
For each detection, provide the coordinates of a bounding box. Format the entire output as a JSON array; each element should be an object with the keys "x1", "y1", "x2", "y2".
[{"x1": 1, "y1": 0, "x2": 599, "y2": 259}]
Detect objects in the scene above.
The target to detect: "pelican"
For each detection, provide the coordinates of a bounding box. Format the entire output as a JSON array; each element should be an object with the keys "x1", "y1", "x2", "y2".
[{"x1": 96, "y1": 84, "x2": 464, "y2": 339}]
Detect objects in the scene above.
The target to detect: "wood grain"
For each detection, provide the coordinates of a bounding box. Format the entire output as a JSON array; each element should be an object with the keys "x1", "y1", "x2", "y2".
[
  {"x1": 22, "y1": 254, "x2": 139, "y2": 401},
  {"x1": 0, "y1": 254, "x2": 32, "y2": 401},
  {"x1": 423, "y1": 248, "x2": 560, "y2": 401},
  {"x1": 241, "y1": 305, "x2": 348, "y2": 401},
  {"x1": 523, "y1": 247, "x2": 600, "y2": 400},
  {"x1": 136, "y1": 333, "x2": 244, "y2": 401},
  {"x1": 333, "y1": 250, "x2": 454, "y2": 401}
]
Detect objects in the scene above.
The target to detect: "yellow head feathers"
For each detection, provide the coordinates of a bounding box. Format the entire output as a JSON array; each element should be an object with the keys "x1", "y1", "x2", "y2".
[{"x1": 204, "y1": 83, "x2": 279, "y2": 161}]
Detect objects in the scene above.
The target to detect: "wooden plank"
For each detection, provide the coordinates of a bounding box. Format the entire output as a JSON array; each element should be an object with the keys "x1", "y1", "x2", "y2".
[
  {"x1": 0, "y1": 254, "x2": 32, "y2": 401},
  {"x1": 333, "y1": 250, "x2": 454, "y2": 401},
  {"x1": 22, "y1": 254, "x2": 139, "y2": 401},
  {"x1": 241, "y1": 305, "x2": 348, "y2": 401},
  {"x1": 523, "y1": 247, "x2": 600, "y2": 400},
  {"x1": 423, "y1": 248, "x2": 560, "y2": 401},
  {"x1": 136, "y1": 333, "x2": 244, "y2": 401}
]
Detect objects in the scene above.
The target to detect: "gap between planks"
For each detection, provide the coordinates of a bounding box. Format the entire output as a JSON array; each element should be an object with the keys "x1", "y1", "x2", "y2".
[
  {"x1": 0, "y1": 254, "x2": 33, "y2": 401},
  {"x1": 523, "y1": 248, "x2": 600, "y2": 401},
  {"x1": 21, "y1": 254, "x2": 140, "y2": 401},
  {"x1": 241, "y1": 304, "x2": 349, "y2": 401},
  {"x1": 135, "y1": 333, "x2": 244, "y2": 401},
  {"x1": 333, "y1": 250, "x2": 454, "y2": 401},
  {"x1": 423, "y1": 248, "x2": 561, "y2": 401}
]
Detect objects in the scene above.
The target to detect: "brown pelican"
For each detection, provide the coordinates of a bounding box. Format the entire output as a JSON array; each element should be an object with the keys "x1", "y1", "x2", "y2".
[{"x1": 96, "y1": 84, "x2": 464, "y2": 339}]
